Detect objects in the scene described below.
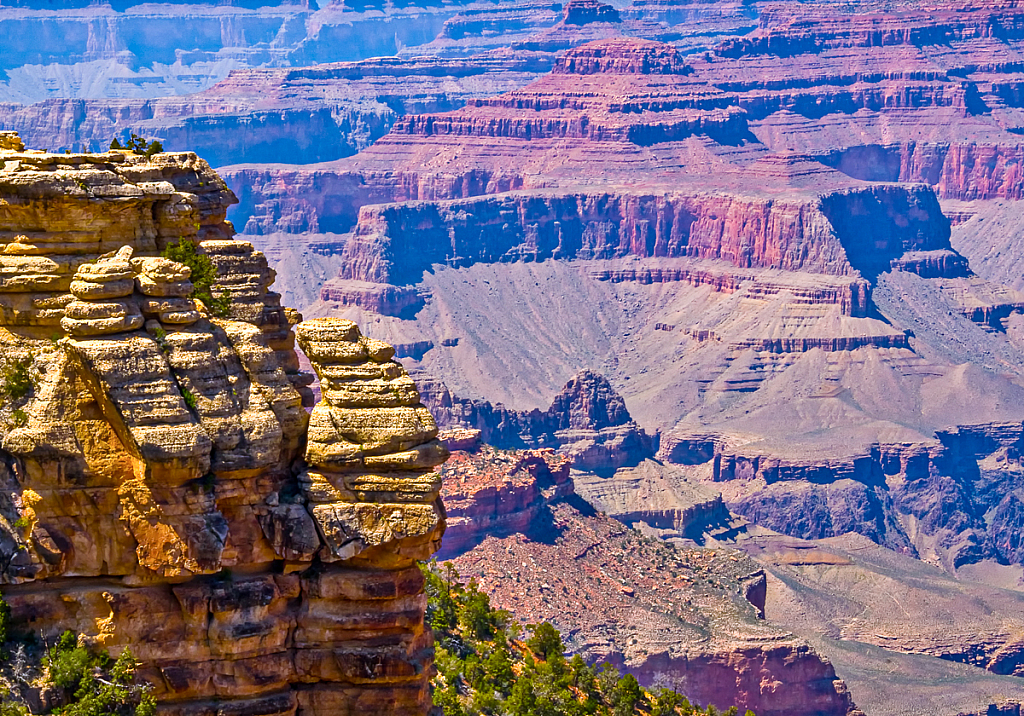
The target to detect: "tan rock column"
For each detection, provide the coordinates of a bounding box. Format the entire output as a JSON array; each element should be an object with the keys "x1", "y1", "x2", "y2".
[
  {"x1": 295, "y1": 317, "x2": 449, "y2": 567},
  {"x1": 132, "y1": 256, "x2": 201, "y2": 326}
]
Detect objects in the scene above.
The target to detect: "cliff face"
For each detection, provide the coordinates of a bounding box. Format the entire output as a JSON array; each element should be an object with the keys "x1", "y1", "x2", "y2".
[
  {"x1": 716, "y1": 2, "x2": 1024, "y2": 59},
  {"x1": 0, "y1": 0, "x2": 484, "y2": 103},
  {"x1": 821, "y1": 142, "x2": 1024, "y2": 202},
  {"x1": 0, "y1": 55, "x2": 551, "y2": 166},
  {"x1": 420, "y1": 369, "x2": 652, "y2": 471},
  {"x1": 0, "y1": 140, "x2": 446, "y2": 715},
  {"x1": 437, "y1": 444, "x2": 859, "y2": 716},
  {"x1": 327, "y1": 184, "x2": 948, "y2": 287},
  {"x1": 435, "y1": 441, "x2": 573, "y2": 557}
]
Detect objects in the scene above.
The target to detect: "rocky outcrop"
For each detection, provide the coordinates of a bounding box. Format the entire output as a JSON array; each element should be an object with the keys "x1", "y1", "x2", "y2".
[
  {"x1": 553, "y1": 36, "x2": 686, "y2": 74},
  {"x1": 820, "y1": 143, "x2": 1024, "y2": 202},
  {"x1": 715, "y1": 2, "x2": 1024, "y2": 59},
  {"x1": 436, "y1": 443, "x2": 573, "y2": 557},
  {"x1": 420, "y1": 369, "x2": 652, "y2": 471},
  {"x1": 442, "y1": 458, "x2": 860, "y2": 716},
  {"x1": 561, "y1": 0, "x2": 621, "y2": 27},
  {"x1": 295, "y1": 317, "x2": 448, "y2": 567},
  {"x1": 0, "y1": 147, "x2": 234, "y2": 329},
  {"x1": 591, "y1": 264, "x2": 873, "y2": 316},
  {"x1": 0, "y1": 138, "x2": 446, "y2": 715},
  {"x1": 572, "y1": 459, "x2": 731, "y2": 539},
  {"x1": 958, "y1": 702, "x2": 1024, "y2": 716}
]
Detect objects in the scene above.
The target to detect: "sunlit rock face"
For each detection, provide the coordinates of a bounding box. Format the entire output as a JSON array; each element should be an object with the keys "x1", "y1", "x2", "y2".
[{"x1": 0, "y1": 135, "x2": 446, "y2": 716}]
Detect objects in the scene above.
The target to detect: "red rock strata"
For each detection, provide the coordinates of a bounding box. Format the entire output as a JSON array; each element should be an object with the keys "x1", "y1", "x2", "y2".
[
  {"x1": 439, "y1": 445, "x2": 860, "y2": 716},
  {"x1": 0, "y1": 55, "x2": 551, "y2": 167},
  {"x1": 436, "y1": 444, "x2": 573, "y2": 556},
  {"x1": 226, "y1": 39, "x2": 960, "y2": 304}
]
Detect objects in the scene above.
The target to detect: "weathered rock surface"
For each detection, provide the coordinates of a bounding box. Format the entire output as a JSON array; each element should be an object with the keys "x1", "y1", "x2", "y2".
[
  {"x1": 420, "y1": 369, "x2": 652, "y2": 471},
  {"x1": 435, "y1": 441, "x2": 573, "y2": 557},
  {"x1": 439, "y1": 444, "x2": 860, "y2": 716},
  {"x1": 0, "y1": 140, "x2": 446, "y2": 715}
]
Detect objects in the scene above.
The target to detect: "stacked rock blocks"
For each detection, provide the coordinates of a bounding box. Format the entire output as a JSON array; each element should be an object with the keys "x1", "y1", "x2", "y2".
[
  {"x1": 296, "y1": 317, "x2": 449, "y2": 565},
  {"x1": 61, "y1": 246, "x2": 203, "y2": 337}
]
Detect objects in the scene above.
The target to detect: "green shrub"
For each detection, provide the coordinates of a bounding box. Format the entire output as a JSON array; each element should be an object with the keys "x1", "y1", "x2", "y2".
[
  {"x1": 45, "y1": 631, "x2": 91, "y2": 692},
  {"x1": 527, "y1": 622, "x2": 563, "y2": 661},
  {"x1": 0, "y1": 592, "x2": 156, "y2": 716},
  {"x1": 161, "y1": 238, "x2": 232, "y2": 317},
  {"x1": 111, "y1": 133, "x2": 163, "y2": 158},
  {"x1": 1, "y1": 357, "x2": 34, "y2": 404},
  {"x1": 62, "y1": 648, "x2": 156, "y2": 716},
  {"x1": 0, "y1": 590, "x2": 10, "y2": 646},
  {"x1": 421, "y1": 561, "x2": 746, "y2": 716}
]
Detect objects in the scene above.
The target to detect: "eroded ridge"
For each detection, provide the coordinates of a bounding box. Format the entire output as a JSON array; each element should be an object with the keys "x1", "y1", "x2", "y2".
[{"x1": 0, "y1": 138, "x2": 447, "y2": 716}]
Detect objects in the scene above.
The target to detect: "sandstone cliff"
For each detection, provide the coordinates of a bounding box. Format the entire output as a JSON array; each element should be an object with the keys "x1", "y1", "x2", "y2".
[{"x1": 0, "y1": 138, "x2": 447, "y2": 715}]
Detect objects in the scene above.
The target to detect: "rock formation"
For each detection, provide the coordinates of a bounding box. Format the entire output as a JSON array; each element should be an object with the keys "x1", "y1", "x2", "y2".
[
  {"x1": 233, "y1": 34, "x2": 1024, "y2": 583},
  {"x1": 0, "y1": 136, "x2": 447, "y2": 715},
  {"x1": 420, "y1": 369, "x2": 652, "y2": 471},
  {"x1": 16, "y1": 0, "x2": 1024, "y2": 708},
  {"x1": 0, "y1": 55, "x2": 552, "y2": 167},
  {"x1": 435, "y1": 440, "x2": 574, "y2": 557},
  {"x1": 438, "y1": 442, "x2": 860, "y2": 716},
  {"x1": 0, "y1": 0, "x2": 502, "y2": 103}
]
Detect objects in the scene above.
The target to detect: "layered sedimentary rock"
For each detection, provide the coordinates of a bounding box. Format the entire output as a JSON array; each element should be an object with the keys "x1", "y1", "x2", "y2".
[
  {"x1": 230, "y1": 36, "x2": 1024, "y2": 587},
  {"x1": 438, "y1": 443, "x2": 859, "y2": 716},
  {"x1": 0, "y1": 55, "x2": 552, "y2": 166},
  {"x1": 295, "y1": 317, "x2": 448, "y2": 567},
  {"x1": 0, "y1": 0, "x2": 508, "y2": 103},
  {"x1": 420, "y1": 369, "x2": 652, "y2": 471},
  {"x1": 726, "y1": 530, "x2": 1024, "y2": 713},
  {"x1": 435, "y1": 441, "x2": 573, "y2": 557},
  {"x1": 0, "y1": 138, "x2": 446, "y2": 715},
  {"x1": 116, "y1": 24, "x2": 1024, "y2": 712}
]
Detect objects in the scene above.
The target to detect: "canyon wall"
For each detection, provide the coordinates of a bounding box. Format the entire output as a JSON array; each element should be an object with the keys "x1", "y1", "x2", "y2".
[
  {"x1": 323, "y1": 184, "x2": 949, "y2": 289},
  {"x1": 421, "y1": 370, "x2": 652, "y2": 471},
  {"x1": 0, "y1": 55, "x2": 552, "y2": 165},
  {"x1": 820, "y1": 143, "x2": 1024, "y2": 202},
  {"x1": 0, "y1": 140, "x2": 446, "y2": 715},
  {"x1": 0, "y1": 0, "x2": 473, "y2": 103},
  {"x1": 660, "y1": 422, "x2": 1024, "y2": 571},
  {"x1": 438, "y1": 442, "x2": 860, "y2": 716}
]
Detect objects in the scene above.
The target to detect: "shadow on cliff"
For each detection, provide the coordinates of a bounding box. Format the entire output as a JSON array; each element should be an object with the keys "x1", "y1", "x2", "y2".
[
  {"x1": 525, "y1": 494, "x2": 598, "y2": 545},
  {"x1": 438, "y1": 495, "x2": 598, "y2": 559}
]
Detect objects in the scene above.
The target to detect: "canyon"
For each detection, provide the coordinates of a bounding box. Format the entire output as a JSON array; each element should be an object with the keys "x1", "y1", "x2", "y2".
[
  {"x1": 209, "y1": 10, "x2": 1024, "y2": 712},
  {"x1": 7, "y1": 0, "x2": 1024, "y2": 714}
]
